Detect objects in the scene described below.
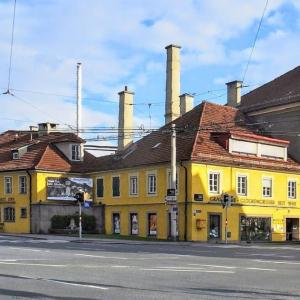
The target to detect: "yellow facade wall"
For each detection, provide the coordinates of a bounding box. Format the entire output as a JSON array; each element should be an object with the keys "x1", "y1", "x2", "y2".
[
  {"x1": 0, "y1": 172, "x2": 30, "y2": 233},
  {"x1": 92, "y1": 161, "x2": 300, "y2": 242}
]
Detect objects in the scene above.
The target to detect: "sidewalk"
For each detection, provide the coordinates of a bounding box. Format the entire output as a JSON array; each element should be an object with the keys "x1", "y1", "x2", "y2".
[{"x1": 1, "y1": 233, "x2": 300, "y2": 247}]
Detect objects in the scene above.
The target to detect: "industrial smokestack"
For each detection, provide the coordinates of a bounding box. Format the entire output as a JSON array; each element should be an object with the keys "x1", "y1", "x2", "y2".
[
  {"x1": 226, "y1": 80, "x2": 242, "y2": 108},
  {"x1": 76, "y1": 62, "x2": 82, "y2": 137},
  {"x1": 180, "y1": 93, "x2": 194, "y2": 116},
  {"x1": 118, "y1": 86, "x2": 134, "y2": 151},
  {"x1": 165, "y1": 44, "x2": 181, "y2": 124}
]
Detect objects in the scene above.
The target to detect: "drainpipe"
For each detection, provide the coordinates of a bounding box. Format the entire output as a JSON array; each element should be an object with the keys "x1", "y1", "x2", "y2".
[
  {"x1": 180, "y1": 161, "x2": 188, "y2": 241},
  {"x1": 26, "y1": 170, "x2": 32, "y2": 233}
]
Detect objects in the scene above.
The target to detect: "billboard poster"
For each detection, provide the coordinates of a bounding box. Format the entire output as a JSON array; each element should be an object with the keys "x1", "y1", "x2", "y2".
[
  {"x1": 130, "y1": 213, "x2": 138, "y2": 235},
  {"x1": 148, "y1": 213, "x2": 157, "y2": 236},
  {"x1": 113, "y1": 213, "x2": 120, "y2": 234},
  {"x1": 47, "y1": 177, "x2": 93, "y2": 201}
]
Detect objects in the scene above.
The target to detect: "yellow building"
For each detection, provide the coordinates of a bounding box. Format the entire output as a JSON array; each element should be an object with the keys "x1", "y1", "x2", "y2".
[
  {"x1": 0, "y1": 123, "x2": 97, "y2": 234},
  {"x1": 89, "y1": 101, "x2": 300, "y2": 242}
]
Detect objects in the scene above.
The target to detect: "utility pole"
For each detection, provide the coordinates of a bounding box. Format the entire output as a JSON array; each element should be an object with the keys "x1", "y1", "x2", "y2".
[
  {"x1": 225, "y1": 204, "x2": 228, "y2": 244},
  {"x1": 76, "y1": 62, "x2": 82, "y2": 137},
  {"x1": 79, "y1": 200, "x2": 82, "y2": 240},
  {"x1": 170, "y1": 123, "x2": 177, "y2": 240}
]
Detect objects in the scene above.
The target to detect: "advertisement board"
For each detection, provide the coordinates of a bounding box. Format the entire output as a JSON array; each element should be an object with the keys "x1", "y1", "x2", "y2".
[{"x1": 47, "y1": 177, "x2": 93, "y2": 201}]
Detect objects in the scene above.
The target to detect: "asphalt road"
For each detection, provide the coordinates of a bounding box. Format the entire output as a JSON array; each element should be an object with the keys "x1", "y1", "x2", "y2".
[{"x1": 0, "y1": 235, "x2": 300, "y2": 299}]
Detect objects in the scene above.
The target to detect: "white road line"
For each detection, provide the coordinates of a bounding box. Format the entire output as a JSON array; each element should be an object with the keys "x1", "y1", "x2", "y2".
[
  {"x1": 141, "y1": 268, "x2": 235, "y2": 273},
  {"x1": 75, "y1": 254, "x2": 128, "y2": 260},
  {"x1": 246, "y1": 267, "x2": 276, "y2": 272},
  {"x1": 188, "y1": 264, "x2": 236, "y2": 269},
  {"x1": 8, "y1": 247, "x2": 49, "y2": 252},
  {"x1": 65, "y1": 246, "x2": 105, "y2": 251},
  {"x1": 111, "y1": 265, "x2": 131, "y2": 268},
  {"x1": 0, "y1": 262, "x2": 66, "y2": 267},
  {"x1": 254, "y1": 259, "x2": 300, "y2": 265},
  {"x1": 47, "y1": 279, "x2": 109, "y2": 290}
]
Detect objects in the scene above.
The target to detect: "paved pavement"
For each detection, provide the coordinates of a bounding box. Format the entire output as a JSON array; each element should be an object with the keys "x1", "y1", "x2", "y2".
[{"x1": 0, "y1": 235, "x2": 299, "y2": 299}]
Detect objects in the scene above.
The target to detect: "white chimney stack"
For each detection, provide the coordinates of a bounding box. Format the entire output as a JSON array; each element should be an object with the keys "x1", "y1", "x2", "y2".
[
  {"x1": 165, "y1": 44, "x2": 181, "y2": 124},
  {"x1": 118, "y1": 86, "x2": 134, "y2": 151},
  {"x1": 226, "y1": 80, "x2": 242, "y2": 108},
  {"x1": 180, "y1": 93, "x2": 194, "y2": 116}
]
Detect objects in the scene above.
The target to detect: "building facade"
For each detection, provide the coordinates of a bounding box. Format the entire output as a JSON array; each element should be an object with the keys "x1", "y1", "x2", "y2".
[
  {"x1": 88, "y1": 102, "x2": 300, "y2": 242},
  {"x1": 0, "y1": 123, "x2": 104, "y2": 234}
]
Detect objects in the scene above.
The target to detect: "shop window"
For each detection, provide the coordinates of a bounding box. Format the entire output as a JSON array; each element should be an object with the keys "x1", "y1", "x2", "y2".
[
  {"x1": 240, "y1": 216, "x2": 271, "y2": 241},
  {"x1": 129, "y1": 176, "x2": 138, "y2": 196},
  {"x1": 112, "y1": 213, "x2": 120, "y2": 234},
  {"x1": 209, "y1": 172, "x2": 220, "y2": 193},
  {"x1": 96, "y1": 178, "x2": 104, "y2": 198},
  {"x1": 112, "y1": 176, "x2": 120, "y2": 197},
  {"x1": 4, "y1": 207, "x2": 15, "y2": 222},
  {"x1": 148, "y1": 213, "x2": 157, "y2": 236},
  {"x1": 130, "y1": 213, "x2": 138, "y2": 235},
  {"x1": 148, "y1": 174, "x2": 157, "y2": 194},
  {"x1": 288, "y1": 180, "x2": 297, "y2": 199},
  {"x1": 262, "y1": 177, "x2": 272, "y2": 197},
  {"x1": 20, "y1": 208, "x2": 27, "y2": 218},
  {"x1": 237, "y1": 175, "x2": 247, "y2": 196},
  {"x1": 19, "y1": 176, "x2": 27, "y2": 194}
]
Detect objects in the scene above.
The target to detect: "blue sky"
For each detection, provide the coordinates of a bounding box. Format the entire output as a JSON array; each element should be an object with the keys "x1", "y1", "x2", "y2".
[{"x1": 0, "y1": 0, "x2": 300, "y2": 151}]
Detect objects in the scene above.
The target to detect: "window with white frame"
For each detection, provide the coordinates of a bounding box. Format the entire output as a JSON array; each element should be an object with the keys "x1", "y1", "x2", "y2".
[
  {"x1": 237, "y1": 175, "x2": 247, "y2": 196},
  {"x1": 129, "y1": 175, "x2": 138, "y2": 195},
  {"x1": 148, "y1": 173, "x2": 157, "y2": 194},
  {"x1": 167, "y1": 171, "x2": 178, "y2": 192},
  {"x1": 71, "y1": 144, "x2": 80, "y2": 161},
  {"x1": 209, "y1": 172, "x2": 220, "y2": 193},
  {"x1": 4, "y1": 177, "x2": 12, "y2": 194},
  {"x1": 288, "y1": 180, "x2": 297, "y2": 199},
  {"x1": 19, "y1": 176, "x2": 27, "y2": 194},
  {"x1": 263, "y1": 177, "x2": 272, "y2": 197}
]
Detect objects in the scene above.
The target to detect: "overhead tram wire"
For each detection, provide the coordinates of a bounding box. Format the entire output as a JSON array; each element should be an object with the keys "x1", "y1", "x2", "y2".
[
  {"x1": 3, "y1": 0, "x2": 17, "y2": 95},
  {"x1": 241, "y1": 0, "x2": 269, "y2": 84}
]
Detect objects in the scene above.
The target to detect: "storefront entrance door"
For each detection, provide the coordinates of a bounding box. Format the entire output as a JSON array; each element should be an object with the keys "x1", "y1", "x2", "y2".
[
  {"x1": 286, "y1": 218, "x2": 299, "y2": 241},
  {"x1": 209, "y1": 214, "x2": 221, "y2": 240}
]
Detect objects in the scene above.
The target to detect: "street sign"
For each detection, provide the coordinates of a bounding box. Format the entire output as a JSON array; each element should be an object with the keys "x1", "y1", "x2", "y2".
[
  {"x1": 84, "y1": 201, "x2": 91, "y2": 208},
  {"x1": 167, "y1": 189, "x2": 176, "y2": 196},
  {"x1": 165, "y1": 195, "x2": 177, "y2": 204}
]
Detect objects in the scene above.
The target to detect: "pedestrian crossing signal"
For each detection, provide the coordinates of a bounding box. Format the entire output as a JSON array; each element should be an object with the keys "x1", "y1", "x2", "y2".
[{"x1": 222, "y1": 193, "x2": 231, "y2": 208}]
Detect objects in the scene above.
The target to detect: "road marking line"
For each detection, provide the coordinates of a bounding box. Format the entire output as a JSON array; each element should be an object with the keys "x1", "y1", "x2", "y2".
[
  {"x1": 254, "y1": 259, "x2": 300, "y2": 265},
  {"x1": 111, "y1": 265, "x2": 131, "y2": 268},
  {"x1": 246, "y1": 267, "x2": 276, "y2": 272},
  {"x1": 0, "y1": 262, "x2": 66, "y2": 267},
  {"x1": 75, "y1": 254, "x2": 128, "y2": 260},
  {"x1": 65, "y1": 246, "x2": 105, "y2": 251},
  {"x1": 47, "y1": 279, "x2": 109, "y2": 290},
  {"x1": 188, "y1": 264, "x2": 236, "y2": 269},
  {"x1": 141, "y1": 268, "x2": 235, "y2": 273}
]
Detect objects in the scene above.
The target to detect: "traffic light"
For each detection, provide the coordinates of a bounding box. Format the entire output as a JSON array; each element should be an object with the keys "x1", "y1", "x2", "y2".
[
  {"x1": 222, "y1": 193, "x2": 231, "y2": 208},
  {"x1": 74, "y1": 192, "x2": 84, "y2": 204}
]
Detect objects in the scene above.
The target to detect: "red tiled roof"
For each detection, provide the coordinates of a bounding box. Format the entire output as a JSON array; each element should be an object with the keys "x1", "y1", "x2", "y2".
[
  {"x1": 241, "y1": 66, "x2": 300, "y2": 112},
  {"x1": 88, "y1": 101, "x2": 300, "y2": 173},
  {"x1": 0, "y1": 131, "x2": 94, "y2": 173}
]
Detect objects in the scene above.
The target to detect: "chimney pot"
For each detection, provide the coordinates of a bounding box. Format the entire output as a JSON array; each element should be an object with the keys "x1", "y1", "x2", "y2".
[
  {"x1": 226, "y1": 80, "x2": 242, "y2": 107},
  {"x1": 180, "y1": 93, "x2": 194, "y2": 115},
  {"x1": 118, "y1": 87, "x2": 134, "y2": 151}
]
